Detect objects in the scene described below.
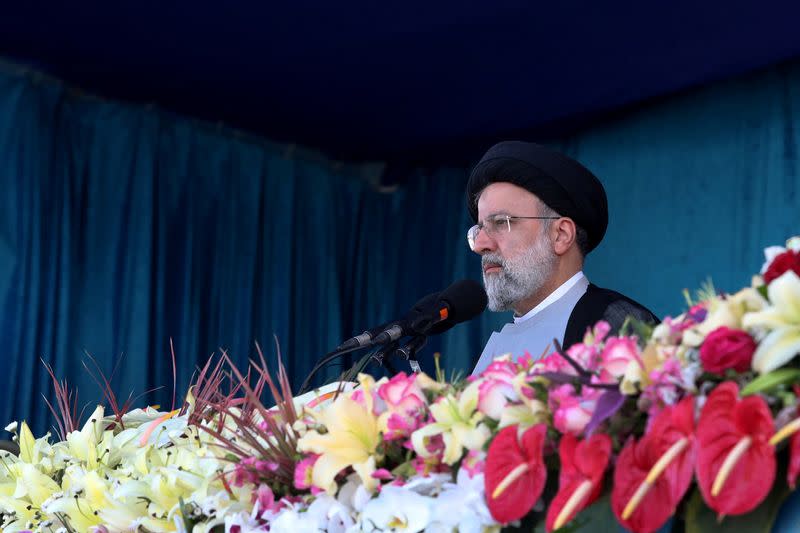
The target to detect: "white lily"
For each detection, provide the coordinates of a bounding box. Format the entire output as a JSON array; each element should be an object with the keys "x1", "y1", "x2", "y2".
[
  {"x1": 744, "y1": 271, "x2": 800, "y2": 373},
  {"x1": 411, "y1": 381, "x2": 490, "y2": 465},
  {"x1": 683, "y1": 288, "x2": 766, "y2": 347}
]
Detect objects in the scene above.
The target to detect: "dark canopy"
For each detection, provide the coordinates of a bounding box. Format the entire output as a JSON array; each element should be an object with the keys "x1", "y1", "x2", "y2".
[{"x1": 2, "y1": 1, "x2": 799, "y2": 162}]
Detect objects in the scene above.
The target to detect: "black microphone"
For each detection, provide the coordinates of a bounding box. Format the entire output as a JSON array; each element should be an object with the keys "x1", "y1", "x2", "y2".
[
  {"x1": 335, "y1": 291, "x2": 441, "y2": 351},
  {"x1": 371, "y1": 279, "x2": 488, "y2": 344}
]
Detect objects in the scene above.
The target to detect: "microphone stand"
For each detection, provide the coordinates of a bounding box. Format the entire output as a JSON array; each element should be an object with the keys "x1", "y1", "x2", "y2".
[
  {"x1": 368, "y1": 335, "x2": 427, "y2": 374},
  {"x1": 393, "y1": 335, "x2": 427, "y2": 373},
  {"x1": 301, "y1": 333, "x2": 431, "y2": 395},
  {"x1": 299, "y1": 343, "x2": 375, "y2": 394},
  {"x1": 369, "y1": 340, "x2": 401, "y2": 374}
]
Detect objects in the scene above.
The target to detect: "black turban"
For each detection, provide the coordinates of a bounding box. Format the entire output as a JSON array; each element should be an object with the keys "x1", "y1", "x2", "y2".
[{"x1": 466, "y1": 141, "x2": 608, "y2": 253}]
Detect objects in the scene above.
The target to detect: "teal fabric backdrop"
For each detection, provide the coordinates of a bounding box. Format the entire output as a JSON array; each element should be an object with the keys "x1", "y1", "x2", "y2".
[{"x1": 1, "y1": 59, "x2": 799, "y2": 445}]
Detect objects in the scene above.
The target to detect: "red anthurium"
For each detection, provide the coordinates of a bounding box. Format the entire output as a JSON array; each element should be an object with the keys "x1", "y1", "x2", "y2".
[
  {"x1": 789, "y1": 431, "x2": 800, "y2": 489},
  {"x1": 484, "y1": 424, "x2": 548, "y2": 523},
  {"x1": 545, "y1": 432, "x2": 612, "y2": 532},
  {"x1": 611, "y1": 396, "x2": 696, "y2": 533},
  {"x1": 696, "y1": 381, "x2": 775, "y2": 517},
  {"x1": 645, "y1": 396, "x2": 696, "y2": 504},
  {"x1": 778, "y1": 384, "x2": 800, "y2": 488}
]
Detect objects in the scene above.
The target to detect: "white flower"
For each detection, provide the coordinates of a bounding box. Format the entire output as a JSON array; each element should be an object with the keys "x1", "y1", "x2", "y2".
[
  {"x1": 200, "y1": 490, "x2": 234, "y2": 518},
  {"x1": 426, "y1": 471, "x2": 499, "y2": 533},
  {"x1": 359, "y1": 485, "x2": 432, "y2": 532},
  {"x1": 305, "y1": 494, "x2": 356, "y2": 533},
  {"x1": 224, "y1": 510, "x2": 267, "y2": 532},
  {"x1": 399, "y1": 473, "x2": 452, "y2": 496},
  {"x1": 269, "y1": 505, "x2": 322, "y2": 533},
  {"x1": 337, "y1": 474, "x2": 373, "y2": 513},
  {"x1": 745, "y1": 270, "x2": 800, "y2": 373},
  {"x1": 4, "y1": 421, "x2": 17, "y2": 433}
]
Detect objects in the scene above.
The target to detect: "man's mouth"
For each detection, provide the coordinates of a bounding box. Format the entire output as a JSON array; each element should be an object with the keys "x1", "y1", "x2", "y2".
[{"x1": 483, "y1": 263, "x2": 503, "y2": 275}]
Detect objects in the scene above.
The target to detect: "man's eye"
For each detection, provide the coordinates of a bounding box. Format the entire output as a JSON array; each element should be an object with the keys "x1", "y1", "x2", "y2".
[{"x1": 488, "y1": 218, "x2": 508, "y2": 231}]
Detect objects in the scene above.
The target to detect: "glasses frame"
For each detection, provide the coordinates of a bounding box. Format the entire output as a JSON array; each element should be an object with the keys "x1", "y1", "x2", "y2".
[{"x1": 467, "y1": 214, "x2": 560, "y2": 250}]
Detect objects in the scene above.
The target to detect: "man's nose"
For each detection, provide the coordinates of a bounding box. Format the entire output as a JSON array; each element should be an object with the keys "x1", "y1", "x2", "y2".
[{"x1": 472, "y1": 226, "x2": 497, "y2": 254}]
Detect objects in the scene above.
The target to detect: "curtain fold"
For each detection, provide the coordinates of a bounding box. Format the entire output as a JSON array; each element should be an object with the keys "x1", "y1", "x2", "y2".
[{"x1": 1, "y1": 60, "x2": 799, "y2": 435}]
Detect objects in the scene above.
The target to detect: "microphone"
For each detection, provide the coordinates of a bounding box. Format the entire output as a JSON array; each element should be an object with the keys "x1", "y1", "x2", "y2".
[
  {"x1": 299, "y1": 280, "x2": 486, "y2": 394},
  {"x1": 371, "y1": 279, "x2": 488, "y2": 344},
  {"x1": 335, "y1": 291, "x2": 441, "y2": 351}
]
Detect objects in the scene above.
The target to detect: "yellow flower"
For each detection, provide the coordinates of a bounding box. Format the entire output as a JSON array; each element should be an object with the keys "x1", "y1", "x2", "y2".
[
  {"x1": 65, "y1": 405, "x2": 107, "y2": 469},
  {"x1": 14, "y1": 463, "x2": 60, "y2": 507},
  {"x1": 683, "y1": 288, "x2": 766, "y2": 347},
  {"x1": 498, "y1": 374, "x2": 548, "y2": 429},
  {"x1": 297, "y1": 392, "x2": 381, "y2": 494},
  {"x1": 411, "y1": 381, "x2": 490, "y2": 465},
  {"x1": 744, "y1": 271, "x2": 800, "y2": 373}
]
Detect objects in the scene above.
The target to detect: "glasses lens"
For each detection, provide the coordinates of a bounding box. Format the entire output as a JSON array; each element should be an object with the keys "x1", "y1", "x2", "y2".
[{"x1": 466, "y1": 225, "x2": 479, "y2": 250}]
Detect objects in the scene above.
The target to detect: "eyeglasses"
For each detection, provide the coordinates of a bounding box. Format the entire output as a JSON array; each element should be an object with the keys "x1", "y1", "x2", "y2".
[{"x1": 466, "y1": 214, "x2": 560, "y2": 250}]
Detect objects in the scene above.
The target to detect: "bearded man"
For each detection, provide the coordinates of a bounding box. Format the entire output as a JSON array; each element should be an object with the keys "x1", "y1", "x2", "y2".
[{"x1": 467, "y1": 141, "x2": 658, "y2": 374}]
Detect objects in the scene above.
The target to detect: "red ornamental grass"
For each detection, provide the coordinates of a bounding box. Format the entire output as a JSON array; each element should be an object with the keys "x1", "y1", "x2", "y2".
[
  {"x1": 611, "y1": 396, "x2": 696, "y2": 533},
  {"x1": 695, "y1": 381, "x2": 775, "y2": 517},
  {"x1": 545, "y1": 432, "x2": 611, "y2": 532},
  {"x1": 484, "y1": 424, "x2": 548, "y2": 523}
]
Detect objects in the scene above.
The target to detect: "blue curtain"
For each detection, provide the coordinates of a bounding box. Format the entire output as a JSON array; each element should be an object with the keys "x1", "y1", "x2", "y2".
[
  {"x1": 0, "y1": 63, "x2": 492, "y2": 435},
  {"x1": 2, "y1": 59, "x2": 800, "y2": 438}
]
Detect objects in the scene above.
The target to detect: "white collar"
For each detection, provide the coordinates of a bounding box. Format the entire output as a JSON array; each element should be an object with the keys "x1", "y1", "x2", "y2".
[{"x1": 513, "y1": 271, "x2": 587, "y2": 324}]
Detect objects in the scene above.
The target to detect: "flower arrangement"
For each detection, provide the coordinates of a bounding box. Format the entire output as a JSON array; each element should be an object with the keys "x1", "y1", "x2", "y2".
[{"x1": 2, "y1": 236, "x2": 800, "y2": 532}]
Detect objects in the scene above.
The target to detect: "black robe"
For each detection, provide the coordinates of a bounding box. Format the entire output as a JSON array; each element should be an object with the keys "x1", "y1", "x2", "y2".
[{"x1": 562, "y1": 283, "x2": 659, "y2": 349}]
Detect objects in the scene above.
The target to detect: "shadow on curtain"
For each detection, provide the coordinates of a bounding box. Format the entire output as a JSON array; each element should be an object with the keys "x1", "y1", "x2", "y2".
[{"x1": 1, "y1": 59, "x2": 799, "y2": 437}]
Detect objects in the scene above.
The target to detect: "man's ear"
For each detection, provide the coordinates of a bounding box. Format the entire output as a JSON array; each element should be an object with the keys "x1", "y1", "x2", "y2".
[{"x1": 551, "y1": 217, "x2": 576, "y2": 256}]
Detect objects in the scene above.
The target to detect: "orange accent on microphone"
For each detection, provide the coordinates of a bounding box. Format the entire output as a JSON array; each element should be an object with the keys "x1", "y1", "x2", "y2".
[{"x1": 439, "y1": 307, "x2": 449, "y2": 321}]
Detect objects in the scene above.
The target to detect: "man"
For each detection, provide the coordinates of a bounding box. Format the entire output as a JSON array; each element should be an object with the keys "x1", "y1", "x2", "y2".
[{"x1": 468, "y1": 141, "x2": 657, "y2": 374}]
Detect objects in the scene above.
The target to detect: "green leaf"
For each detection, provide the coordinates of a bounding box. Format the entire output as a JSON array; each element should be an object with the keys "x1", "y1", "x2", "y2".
[
  {"x1": 741, "y1": 368, "x2": 800, "y2": 396},
  {"x1": 758, "y1": 284, "x2": 769, "y2": 301},
  {"x1": 684, "y1": 480, "x2": 791, "y2": 533}
]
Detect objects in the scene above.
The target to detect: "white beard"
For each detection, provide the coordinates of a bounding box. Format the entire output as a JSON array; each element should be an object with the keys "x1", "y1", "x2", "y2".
[{"x1": 482, "y1": 236, "x2": 557, "y2": 312}]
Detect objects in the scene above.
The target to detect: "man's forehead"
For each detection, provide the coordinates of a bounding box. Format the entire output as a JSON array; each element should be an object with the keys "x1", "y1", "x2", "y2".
[{"x1": 477, "y1": 182, "x2": 540, "y2": 213}]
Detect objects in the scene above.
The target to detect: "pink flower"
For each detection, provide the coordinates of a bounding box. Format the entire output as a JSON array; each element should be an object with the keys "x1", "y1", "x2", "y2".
[
  {"x1": 230, "y1": 457, "x2": 279, "y2": 487},
  {"x1": 566, "y1": 342, "x2": 601, "y2": 373},
  {"x1": 461, "y1": 449, "x2": 486, "y2": 478},
  {"x1": 371, "y1": 468, "x2": 394, "y2": 480},
  {"x1": 533, "y1": 350, "x2": 579, "y2": 376},
  {"x1": 477, "y1": 359, "x2": 520, "y2": 419},
  {"x1": 549, "y1": 384, "x2": 601, "y2": 436},
  {"x1": 383, "y1": 412, "x2": 418, "y2": 440},
  {"x1": 293, "y1": 454, "x2": 319, "y2": 490},
  {"x1": 583, "y1": 320, "x2": 611, "y2": 345},
  {"x1": 479, "y1": 358, "x2": 518, "y2": 381},
  {"x1": 254, "y1": 483, "x2": 274, "y2": 509},
  {"x1": 410, "y1": 433, "x2": 450, "y2": 476},
  {"x1": 598, "y1": 336, "x2": 642, "y2": 383},
  {"x1": 478, "y1": 379, "x2": 518, "y2": 420},
  {"x1": 640, "y1": 357, "x2": 686, "y2": 426},
  {"x1": 377, "y1": 373, "x2": 428, "y2": 439},
  {"x1": 517, "y1": 351, "x2": 535, "y2": 369},
  {"x1": 562, "y1": 321, "x2": 613, "y2": 373},
  {"x1": 350, "y1": 388, "x2": 366, "y2": 405},
  {"x1": 378, "y1": 372, "x2": 426, "y2": 416}
]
